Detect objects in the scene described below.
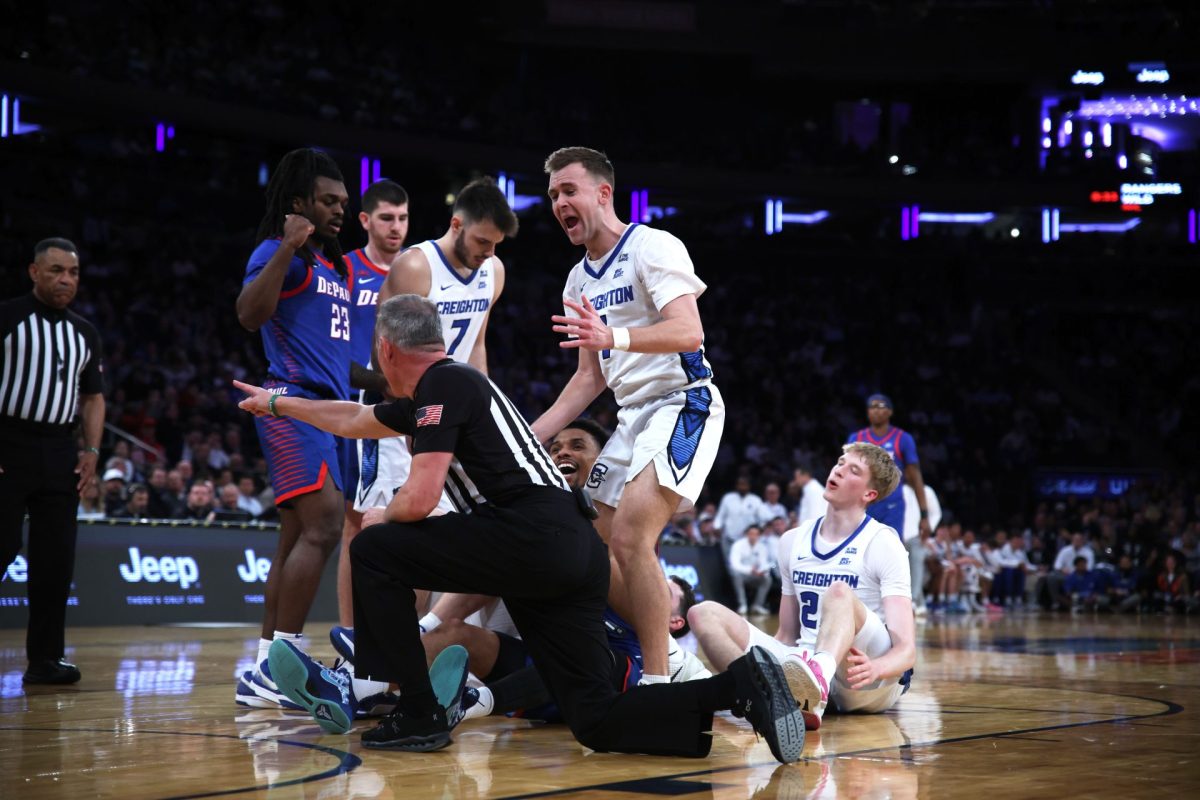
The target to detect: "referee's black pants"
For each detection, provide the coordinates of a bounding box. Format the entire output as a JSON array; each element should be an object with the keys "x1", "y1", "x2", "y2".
[
  {"x1": 0, "y1": 433, "x2": 80, "y2": 662},
  {"x1": 351, "y1": 487, "x2": 733, "y2": 757}
]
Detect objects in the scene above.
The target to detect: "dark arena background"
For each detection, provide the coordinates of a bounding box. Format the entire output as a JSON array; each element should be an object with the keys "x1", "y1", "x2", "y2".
[{"x1": 2, "y1": 3, "x2": 1198, "y2": 798}]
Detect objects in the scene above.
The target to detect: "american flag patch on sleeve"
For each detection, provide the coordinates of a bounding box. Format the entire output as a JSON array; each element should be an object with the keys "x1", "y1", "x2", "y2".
[{"x1": 415, "y1": 404, "x2": 443, "y2": 427}]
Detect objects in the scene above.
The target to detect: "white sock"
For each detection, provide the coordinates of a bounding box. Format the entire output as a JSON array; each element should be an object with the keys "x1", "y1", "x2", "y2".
[
  {"x1": 638, "y1": 673, "x2": 669, "y2": 685},
  {"x1": 256, "y1": 638, "x2": 272, "y2": 665},
  {"x1": 464, "y1": 686, "x2": 494, "y2": 720},
  {"x1": 352, "y1": 676, "x2": 391, "y2": 699},
  {"x1": 273, "y1": 630, "x2": 304, "y2": 651},
  {"x1": 419, "y1": 612, "x2": 442, "y2": 634},
  {"x1": 812, "y1": 650, "x2": 837, "y2": 683}
]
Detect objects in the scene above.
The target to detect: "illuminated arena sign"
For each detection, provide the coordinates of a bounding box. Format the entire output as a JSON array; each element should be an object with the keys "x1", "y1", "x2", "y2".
[{"x1": 1119, "y1": 182, "x2": 1182, "y2": 205}]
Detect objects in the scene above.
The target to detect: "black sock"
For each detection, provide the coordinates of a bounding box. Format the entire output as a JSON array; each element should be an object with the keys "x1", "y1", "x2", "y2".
[
  {"x1": 695, "y1": 670, "x2": 737, "y2": 711},
  {"x1": 399, "y1": 686, "x2": 439, "y2": 716}
]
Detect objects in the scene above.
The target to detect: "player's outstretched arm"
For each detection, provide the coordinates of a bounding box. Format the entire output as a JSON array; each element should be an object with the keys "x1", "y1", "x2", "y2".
[
  {"x1": 233, "y1": 380, "x2": 395, "y2": 439},
  {"x1": 530, "y1": 346, "x2": 606, "y2": 444},
  {"x1": 236, "y1": 215, "x2": 312, "y2": 331}
]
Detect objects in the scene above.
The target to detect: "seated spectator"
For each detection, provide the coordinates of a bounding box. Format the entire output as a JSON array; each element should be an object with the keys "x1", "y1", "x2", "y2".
[
  {"x1": 695, "y1": 510, "x2": 719, "y2": 546},
  {"x1": 236, "y1": 475, "x2": 264, "y2": 518},
  {"x1": 1108, "y1": 554, "x2": 1141, "y2": 613},
  {"x1": 715, "y1": 476, "x2": 765, "y2": 563},
  {"x1": 728, "y1": 524, "x2": 773, "y2": 616},
  {"x1": 927, "y1": 524, "x2": 962, "y2": 612},
  {"x1": 1062, "y1": 556, "x2": 1103, "y2": 612},
  {"x1": 102, "y1": 468, "x2": 128, "y2": 516},
  {"x1": 145, "y1": 466, "x2": 181, "y2": 518},
  {"x1": 117, "y1": 484, "x2": 151, "y2": 520},
  {"x1": 208, "y1": 484, "x2": 253, "y2": 523},
  {"x1": 178, "y1": 482, "x2": 215, "y2": 521},
  {"x1": 990, "y1": 529, "x2": 1030, "y2": 608},
  {"x1": 1038, "y1": 532, "x2": 1094, "y2": 610},
  {"x1": 757, "y1": 482, "x2": 788, "y2": 528},
  {"x1": 1155, "y1": 553, "x2": 1192, "y2": 614},
  {"x1": 77, "y1": 475, "x2": 106, "y2": 521},
  {"x1": 164, "y1": 468, "x2": 189, "y2": 510},
  {"x1": 104, "y1": 440, "x2": 138, "y2": 484}
]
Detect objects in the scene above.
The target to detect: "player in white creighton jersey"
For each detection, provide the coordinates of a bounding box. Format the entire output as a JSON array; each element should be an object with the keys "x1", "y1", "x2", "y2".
[
  {"x1": 688, "y1": 443, "x2": 916, "y2": 731},
  {"x1": 536, "y1": 147, "x2": 725, "y2": 684},
  {"x1": 361, "y1": 177, "x2": 513, "y2": 513}
]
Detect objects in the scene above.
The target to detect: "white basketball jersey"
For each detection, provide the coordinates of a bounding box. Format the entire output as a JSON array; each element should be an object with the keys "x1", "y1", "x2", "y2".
[
  {"x1": 414, "y1": 240, "x2": 495, "y2": 363},
  {"x1": 780, "y1": 515, "x2": 911, "y2": 647},
  {"x1": 561, "y1": 224, "x2": 713, "y2": 407}
]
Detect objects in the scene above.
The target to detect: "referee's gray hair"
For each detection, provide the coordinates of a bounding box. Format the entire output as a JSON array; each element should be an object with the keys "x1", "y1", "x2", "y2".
[{"x1": 376, "y1": 294, "x2": 445, "y2": 351}]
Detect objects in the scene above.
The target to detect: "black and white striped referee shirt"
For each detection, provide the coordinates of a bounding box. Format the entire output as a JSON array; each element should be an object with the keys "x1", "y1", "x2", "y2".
[
  {"x1": 0, "y1": 293, "x2": 103, "y2": 433},
  {"x1": 373, "y1": 359, "x2": 568, "y2": 512}
]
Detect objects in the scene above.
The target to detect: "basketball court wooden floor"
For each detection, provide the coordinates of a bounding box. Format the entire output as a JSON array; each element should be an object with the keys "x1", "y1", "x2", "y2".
[{"x1": 2, "y1": 614, "x2": 1196, "y2": 799}]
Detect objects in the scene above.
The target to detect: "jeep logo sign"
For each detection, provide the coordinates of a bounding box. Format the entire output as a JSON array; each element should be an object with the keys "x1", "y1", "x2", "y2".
[{"x1": 118, "y1": 547, "x2": 200, "y2": 590}]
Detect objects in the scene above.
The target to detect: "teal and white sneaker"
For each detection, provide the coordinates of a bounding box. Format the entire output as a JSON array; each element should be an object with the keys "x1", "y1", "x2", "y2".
[{"x1": 267, "y1": 639, "x2": 355, "y2": 734}]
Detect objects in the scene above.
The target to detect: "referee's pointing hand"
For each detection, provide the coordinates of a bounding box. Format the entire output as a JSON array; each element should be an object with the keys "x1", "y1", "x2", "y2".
[{"x1": 233, "y1": 380, "x2": 272, "y2": 417}]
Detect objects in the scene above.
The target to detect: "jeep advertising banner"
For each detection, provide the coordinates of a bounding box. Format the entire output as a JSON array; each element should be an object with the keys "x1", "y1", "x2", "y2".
[{"x1": 1, "y1": 523, "x2": 338, "y2": 627}]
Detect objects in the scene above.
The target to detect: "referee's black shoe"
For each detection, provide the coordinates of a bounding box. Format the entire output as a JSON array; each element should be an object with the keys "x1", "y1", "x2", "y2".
[
  {"x1": 23, "y1": 659, "x2": 82, "y2": 685},
  {"x1": 729, "y1": 646, "x2": 806, "y2": 763},
  {"x1": 361, "y1": 706, "x2": 451, "y2": 751}
]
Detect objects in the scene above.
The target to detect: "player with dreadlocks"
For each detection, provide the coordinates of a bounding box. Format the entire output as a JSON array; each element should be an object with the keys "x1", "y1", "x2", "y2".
[{"x1": 234, "y1": 147, "x2": 353, "y2": 709}]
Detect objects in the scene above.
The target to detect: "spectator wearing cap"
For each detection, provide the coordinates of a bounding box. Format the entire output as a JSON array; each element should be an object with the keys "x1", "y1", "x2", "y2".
[
  {"x1": 102, "y1": 467, "x2": 128, "y2": 516},
  {"x1": 846, "y1": 393, "x2": 931, "y2": 543}
]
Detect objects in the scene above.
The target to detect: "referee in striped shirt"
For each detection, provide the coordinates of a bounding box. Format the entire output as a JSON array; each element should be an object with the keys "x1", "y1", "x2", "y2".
[
  {"x1": 235, "y1": 295, "x2": 803, "y2": 762},
  {"x1": 0, "y1": 238, "x2": 105, "y2": 685}
]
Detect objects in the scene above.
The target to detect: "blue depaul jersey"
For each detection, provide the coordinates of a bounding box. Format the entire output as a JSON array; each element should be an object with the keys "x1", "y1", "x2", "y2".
[
  {"x1": 847, "y1": 425, "x2": 919, "y2": 506},
  {"x1": 244, "y1": 239, "x2": 352, "y2": 400},
  {"x1": 344, "y1": 248, "x2": 389, "y2": 368}
]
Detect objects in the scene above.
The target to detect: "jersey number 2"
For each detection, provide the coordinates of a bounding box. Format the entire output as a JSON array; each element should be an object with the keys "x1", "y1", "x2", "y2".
[
  {"x1": 447, "y1": 319, "x2": 470, "y2": 355},
  {"x1": 799, "y1": 591, "x2": 819, "y2": 631},
  {"x1": 330, "y1": 304, "x2": 350, "y2": 341}
]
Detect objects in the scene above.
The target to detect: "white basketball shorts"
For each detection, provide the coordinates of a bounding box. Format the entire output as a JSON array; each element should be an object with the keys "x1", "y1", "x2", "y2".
[
  {"x1": 355, "y1": 435, "x2": 455, "y2": 514},
  {"x1": 585, "y1": 383, "x2": 724, "y2": 511}
]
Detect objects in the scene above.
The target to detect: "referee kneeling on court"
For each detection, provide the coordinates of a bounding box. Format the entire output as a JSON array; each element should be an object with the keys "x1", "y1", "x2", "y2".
[
  {"x1": 1, "y1": 238, "x2": 105, "y2": 685},
  {"x1": 234, "y1": 294, "x2": 804, "y2": 762}
]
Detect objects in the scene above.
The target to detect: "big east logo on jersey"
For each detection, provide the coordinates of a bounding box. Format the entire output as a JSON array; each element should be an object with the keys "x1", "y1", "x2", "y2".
[{"x1": 119, "y1": 547, "x2": 200, "y2": 590}]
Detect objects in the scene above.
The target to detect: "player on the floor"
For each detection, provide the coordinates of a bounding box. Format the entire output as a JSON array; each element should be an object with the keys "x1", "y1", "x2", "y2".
[
  {"x1": 688, "y1": 442, "x2": 916, "y2": 729},
  {"x1": 233, "y1": 147, "x2": 352, "y2": 709},
  {"x1": 234, "y1": 294, "x2": 803, "y2": 762},
  {"x1": 337, "y1": 179, "x2": 410, "y2": 630},
  {"x1": 325, "y1": 418, "x2": 710, "y2": 717},
  {"x1": 533, "y1": 146, "x2": 725, "y2": 685}
]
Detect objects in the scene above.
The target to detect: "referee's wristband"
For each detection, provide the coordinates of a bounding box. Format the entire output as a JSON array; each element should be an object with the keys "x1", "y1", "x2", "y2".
[
  {"x1": 268, "y1": 394, "x2": 281, "y2": 417},
  {"x1": 84, "y1": 446, "x2": 100, "y2": 455},
  {"x1": 611, "y1": 327, "x2": 631, "y2": 351},
  {"x1": 919, "y1": 509, "x2": 928, "y2": 519}
]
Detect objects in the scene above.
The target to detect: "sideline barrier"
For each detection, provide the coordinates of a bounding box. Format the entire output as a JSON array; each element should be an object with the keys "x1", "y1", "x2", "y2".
[
  {"x1": 1, "y1": 520, "x2": 337, "y2": 627},
  {"x1": 2, "y1": 522, "x2": 732, "y2": 627}
]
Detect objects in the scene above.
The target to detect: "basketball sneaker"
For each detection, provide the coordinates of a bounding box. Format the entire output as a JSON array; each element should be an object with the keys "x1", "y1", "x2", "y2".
[
  {"x1": 235, "y1": 661, "x2": 303, "y2": 711},
  {"x1": 668, "y1": 646, "x2": 713, "y2": 682},
  {"x1": 428, "y1": 645, "x2": 470, "y2": 730},
  {"x1": 781, "y1": 652, "x2": 829, "y2": 730},
  {"x1": 267, "y1": 639, "x2": 356, "y2": 734},
  {"x1": 329, "y1": 626, "x2": 355, "y2": 666},
  {"x1": 361, "y1": 705, "x2": 451, "y2": 752},
  {"x1": 728, "y1": 646, "x2": 806, "y2": 763}
]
